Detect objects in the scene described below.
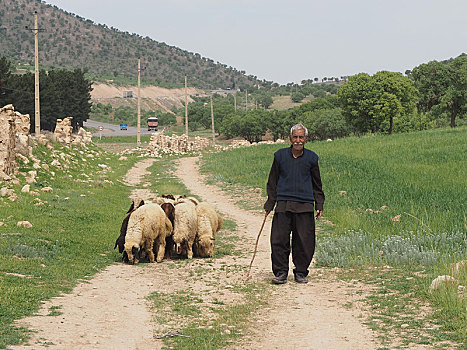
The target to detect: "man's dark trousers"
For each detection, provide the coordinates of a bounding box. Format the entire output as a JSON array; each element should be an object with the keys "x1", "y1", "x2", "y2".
[{"x1": 270, "y1": 211, "x2": 315, "y2": 277}]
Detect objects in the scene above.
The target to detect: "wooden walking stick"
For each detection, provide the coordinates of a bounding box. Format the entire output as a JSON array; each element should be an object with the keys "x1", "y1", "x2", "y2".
[{"x1": 245, "y1": 212, "x2": 269, "y2": 281}]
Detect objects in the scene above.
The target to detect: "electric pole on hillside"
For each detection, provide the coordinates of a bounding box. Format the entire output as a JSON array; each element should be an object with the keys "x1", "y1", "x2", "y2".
[
  {"x1": 245, "y1": 90, "x2": 248, "y2": 110},
  {"x1": 210, "y1": 94, "x2": 215, "y2": 145},
  {"x1": 185, "y1": 75, "x2": 188, "y2": 136},
  {"x1": 26, "y1": 11, "x2": 45, "y2": 136},
  {"x1": 137, "y1": 58, "x2": 141, "y2": 146},
  {"x1": 234, "y1": 91, "x2": 237, "y2": 112}
]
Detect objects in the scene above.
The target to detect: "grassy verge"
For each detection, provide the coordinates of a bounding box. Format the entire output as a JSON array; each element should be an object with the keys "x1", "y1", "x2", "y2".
[
  {"x1": 200, "y1": 127, "x2": 467, "y2": 348},
  {"x1": 92, "y1": 135, "x2": 152, "y2": 144},
  {"x1": 0, "y1": 142, "x2": 140, "y2": 348}
]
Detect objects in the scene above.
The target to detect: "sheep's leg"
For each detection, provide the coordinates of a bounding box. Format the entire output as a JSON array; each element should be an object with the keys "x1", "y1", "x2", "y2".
[
  {"x1": 187, "y1": 241, "x2": 193, "y2": 259},
  {"x1": 156, "y1": 236, "x2": 166, "y2": 263},
  {"x1": 146, "y1": 239, "x2": 155, "y2": 262}
]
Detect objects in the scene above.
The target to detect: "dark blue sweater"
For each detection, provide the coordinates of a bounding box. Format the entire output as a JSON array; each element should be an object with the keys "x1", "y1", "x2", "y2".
[
  {"x1": 264, "y1": 146, "x2": 325, "y2": 211},
  {"x1": 275, "y1": 147, "x2": 318, "y2": 202}
]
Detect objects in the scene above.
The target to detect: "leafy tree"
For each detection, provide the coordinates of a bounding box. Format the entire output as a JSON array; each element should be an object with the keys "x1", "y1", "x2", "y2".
[
  {"x1": 337, "y1": 71, "x2": 417, "y2": 134},
  {"x1": 157, "y1": 112, "x2": 177, "y2": 126},
  {"x1": 412, "y1": 56, "x2": 467, "y2": 127},
  {"x1": 291, "y1": 91, "x2": 305, "y2": 103},
  {"x1": 0, "y1": 56, "x2": 12, "y2": 107},
  {"x1": 302, "y1": 108, "x2": 350, "y2": 140},
  {"x1": 256, "y1": 93, "x2": 274, "y2": 109}
]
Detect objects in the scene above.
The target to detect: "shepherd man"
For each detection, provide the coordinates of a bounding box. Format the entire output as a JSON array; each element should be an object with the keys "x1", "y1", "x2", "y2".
[{"x1": 264, "y1": 123, "x2": 325, "y2": 284}]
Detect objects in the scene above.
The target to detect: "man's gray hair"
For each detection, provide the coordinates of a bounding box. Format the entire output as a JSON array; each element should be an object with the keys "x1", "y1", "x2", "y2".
[{"x1": 290, "y1": 123, "x2": 308, "y2": 137}]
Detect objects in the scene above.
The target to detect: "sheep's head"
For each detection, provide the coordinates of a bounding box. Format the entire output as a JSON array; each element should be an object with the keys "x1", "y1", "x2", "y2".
[
  {"x1": 173, "y1": 238, "x2": 187, "y2": 256},
  {"x1": 161, "y1": 202, "x2": 175, "y2": 228},
  {"x1": 124, "y1": 242, "x2": 140, "y2": 264},
  {"x1": 196, "y1": 236, "x2": 215, "y2": 257}
]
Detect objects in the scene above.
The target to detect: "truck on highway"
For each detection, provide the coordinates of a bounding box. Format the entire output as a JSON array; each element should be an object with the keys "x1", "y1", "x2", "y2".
[{"x1": 147, "y1": 117, "x2": 158, "y2": 131}]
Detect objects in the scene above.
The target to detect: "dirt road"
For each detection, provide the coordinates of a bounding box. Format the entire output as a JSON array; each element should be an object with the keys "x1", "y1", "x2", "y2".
[{"x1": 11, "y1": 156, "x2": 379, "y2": 350}]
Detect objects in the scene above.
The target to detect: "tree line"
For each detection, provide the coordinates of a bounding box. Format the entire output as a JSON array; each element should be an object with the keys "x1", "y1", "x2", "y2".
[
  {"x1": 185, "y1": 55, "x2": 466, "y2": 142},
  {"x1": 0, "y1": 56, "x2": 92, "y2": 132}
]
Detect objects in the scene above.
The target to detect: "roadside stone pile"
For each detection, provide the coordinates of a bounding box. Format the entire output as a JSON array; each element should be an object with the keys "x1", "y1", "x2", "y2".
[
  {"x1": 223, "y1": 138, "x2": 286, "y2": 150},
  {"x1": 53, "y1": 117, "x2": 93, "y2": 147},
  {"x1": 147, "y1": 133, "x2": 212, "y2": 156}
]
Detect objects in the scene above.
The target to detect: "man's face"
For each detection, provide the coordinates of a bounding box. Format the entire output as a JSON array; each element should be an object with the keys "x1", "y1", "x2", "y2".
[{"x1": 290, "y1": 128, "x2": 308, "y2": 152}]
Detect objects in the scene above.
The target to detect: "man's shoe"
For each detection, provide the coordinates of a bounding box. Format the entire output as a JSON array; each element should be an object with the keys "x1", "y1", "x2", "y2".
[
  {"x1": 294, "y1": 273, "x2": 308, "y2": 284},
  {"x1": 271, "y1": 273, "x2": 288, "y2": 284}
]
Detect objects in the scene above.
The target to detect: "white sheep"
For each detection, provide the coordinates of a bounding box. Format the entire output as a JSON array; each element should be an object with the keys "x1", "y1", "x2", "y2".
[
  {"x1": 175, "y1": 195, "x2": 200, "y2": 206},
  {"x1": 172, "y1": 200, "x2": 198, "y2": 259},
  {"x1": 124, "y1": 203, "x2": 173, "y2": 264},
  {"x1": 193, "y1": 202, "x2": 223, "y2": 258}
]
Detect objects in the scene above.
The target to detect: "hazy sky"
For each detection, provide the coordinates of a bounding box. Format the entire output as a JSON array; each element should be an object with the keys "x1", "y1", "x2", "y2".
[{"x1": 43, "y1": 0, "x2": 467, "y2": 84}]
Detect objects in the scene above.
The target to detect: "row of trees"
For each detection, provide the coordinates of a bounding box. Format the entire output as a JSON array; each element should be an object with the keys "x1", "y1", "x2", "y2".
[
  {"x1": 0, "y1": 57, "x2": 92, "y2": 132},
  {"x1": 184, "y1": 55, "x2": 466, "y2": 142}
]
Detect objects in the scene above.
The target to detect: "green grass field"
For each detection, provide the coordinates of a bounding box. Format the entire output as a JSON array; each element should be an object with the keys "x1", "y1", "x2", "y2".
[
  {"x1": 200, "y1": 127, "x2": 467, "y2": 346},
  {"x1": 0, "y1": 143, "x2": 140, "y2": 347}
]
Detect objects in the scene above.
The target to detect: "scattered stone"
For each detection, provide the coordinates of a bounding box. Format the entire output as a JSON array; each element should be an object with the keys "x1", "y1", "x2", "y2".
[
  {"x1": 338, "y1": 190, "x2": 347, "y2": 195},
  {"x1": 401, "y1": 324, "x2": 409, "y2": 329},
  {"x1": 119, "y1": 156, "x2": 128, "y2": 161},
  {"x1": 391, "y1": 215, "x2": 401, "y2": 222},
  {"x1": 0, "y1": 222, "x2": 4, "y2": 226},
  {"x1": 16, "y1": 153, "x2": 29, "y2": 164},
  {"x1": 51, "y1": 159, "x2": 62, "y2": 168},
  {"x1": 21, "y1": 184, "x2": 30, "y2": 193},
  {"x1": 17, "y1": 221, "x2": 32, "y2": 228},
  {"x1": 380, "y1": 205, "x2": 388, "y2": 210},
  {"x1": 25, "y1": 176, "x2": 36, "y2": 184},
  {"x1": 1, "y1": 187, "x2": 13, "y2": 197},
  {"x1": 41, "y1": 187, "x2": 53, "y2": 192},
  {"x1": 429, "y1": 275, "x2": 459, "y2": 292}
]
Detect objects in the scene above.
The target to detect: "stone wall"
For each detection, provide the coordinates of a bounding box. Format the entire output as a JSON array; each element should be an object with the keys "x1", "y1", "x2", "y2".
[
  {"x1": 53, "y1": 117, "x2": 93, "y2": 147},
  {"x1": 1, "y1": 106, "x2": 94, "y2": 181},
  {"x1": 0, "y1": 104, "x2": 32, "y2": 179}
]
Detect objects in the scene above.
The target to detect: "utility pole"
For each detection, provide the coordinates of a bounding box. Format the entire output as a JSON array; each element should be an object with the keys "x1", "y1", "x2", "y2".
[
  {"x1": 210, "y1": 94, "x2": 215, "y2": 145},
  {"x1": 137, "y1": 58, "x2": 141, "y2": 146},
  {"x1": 185, "y1": 75, "x2": 188, "y2": 136},
  {"x1": 27, "y1": 11, "x2": 44, "y2": 135},
  {"x1": 234, "y1": 91, "x2": 237, "y2": 112},
  {"x1": 245, "y1": 90, "x2": 248, "y2": 110}
]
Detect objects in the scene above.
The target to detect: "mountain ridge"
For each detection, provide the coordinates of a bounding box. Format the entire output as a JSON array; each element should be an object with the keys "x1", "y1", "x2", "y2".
[{"x1": 0, "y1": 0, "x2": 264, "y2": 89}]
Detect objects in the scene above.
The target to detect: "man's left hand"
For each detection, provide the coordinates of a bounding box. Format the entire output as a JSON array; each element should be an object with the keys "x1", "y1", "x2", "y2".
[{"x1": 316, "y1": 210, "x2": 323, "y2": 220}]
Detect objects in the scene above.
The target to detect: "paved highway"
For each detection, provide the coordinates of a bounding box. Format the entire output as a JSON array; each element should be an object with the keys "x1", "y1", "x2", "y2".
[{"x1": 83, "y1": 120, "x2": 160, "y2": 137}]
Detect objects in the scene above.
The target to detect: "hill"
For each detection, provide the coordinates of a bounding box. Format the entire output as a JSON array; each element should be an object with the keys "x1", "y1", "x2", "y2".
[{"x1": 0, "y1": 0, "x2": 262, "y2": 89}]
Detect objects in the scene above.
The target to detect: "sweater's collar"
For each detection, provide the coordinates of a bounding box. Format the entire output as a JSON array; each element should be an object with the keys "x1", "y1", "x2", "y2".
[{"x1": 289, "y1": 145, "x2": 304, "y2": 159}]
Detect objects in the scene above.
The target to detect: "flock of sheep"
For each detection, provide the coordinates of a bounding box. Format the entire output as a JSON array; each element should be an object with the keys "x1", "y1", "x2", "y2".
[{"x1": 114, "y1": 195, "x2": 223, "y2": 264}]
